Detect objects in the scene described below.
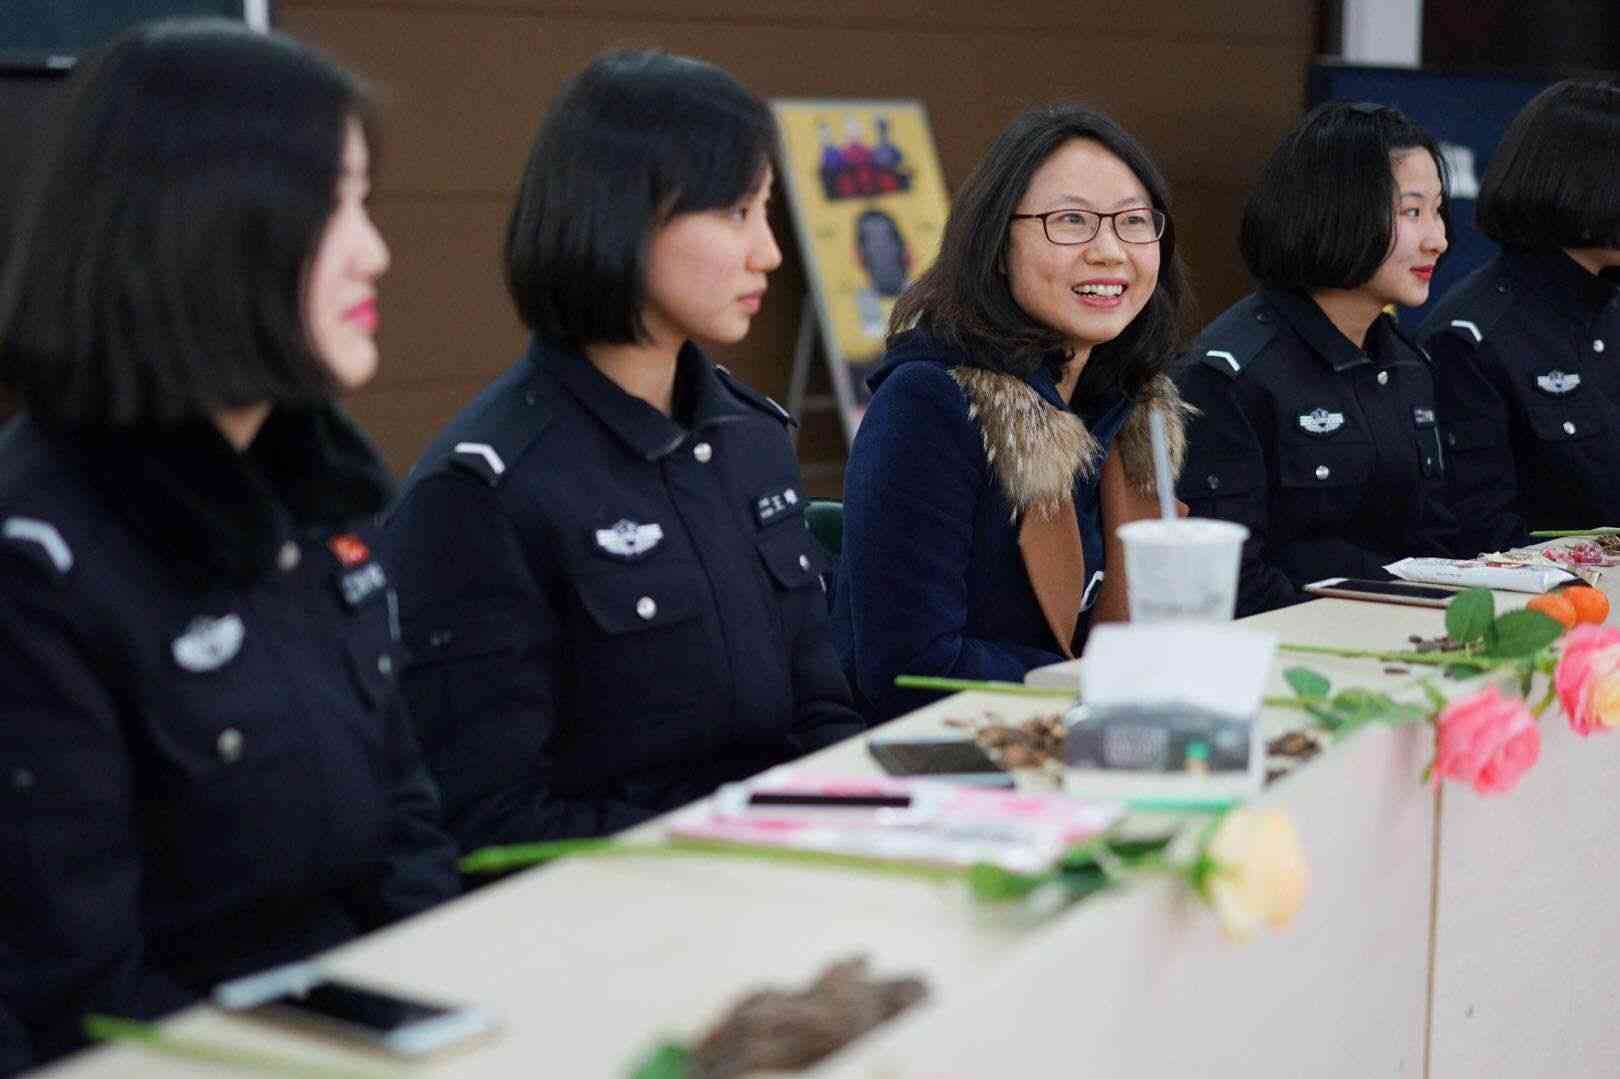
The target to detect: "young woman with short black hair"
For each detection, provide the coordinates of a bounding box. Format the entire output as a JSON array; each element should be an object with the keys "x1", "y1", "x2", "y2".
[
  {"x1": 1420, "y1": 80, "x2": 1620, "y2": 553},
  {"x1": 1175, "y1": 101, "x2": 1459, "y2": 616},
  {"x1": 833, "y1": 104, "x2": 1193, "y2": 722},
  {"x1": 0, "y1": 21, "x2": 458, "y2": 1072},
  {"x1": 385, "y1": 50, "x2": 862, "y2": 852}
]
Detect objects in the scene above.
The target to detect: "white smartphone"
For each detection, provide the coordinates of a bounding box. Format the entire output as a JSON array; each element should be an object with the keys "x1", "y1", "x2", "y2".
[
  {"x1": 1303, "y1": 576, "x2": 1460, "y2": 608},
  {"x1": 213, "y1": 962, "x2": 497, "y2": 1057}
]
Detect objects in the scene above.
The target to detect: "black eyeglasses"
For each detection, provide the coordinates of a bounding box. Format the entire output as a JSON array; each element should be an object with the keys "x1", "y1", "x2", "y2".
[{"x1": 1010, "y1": 207, "x2": 1168, "y2": 246}]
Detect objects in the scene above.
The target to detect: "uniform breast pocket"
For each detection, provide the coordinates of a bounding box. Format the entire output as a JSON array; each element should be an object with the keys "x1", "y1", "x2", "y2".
[
  {"x1": 1524, "y1": 400, "x2": 1615, "y2": 486},
  {"x1": 573, "y1": 560, "x2": 711, "y2": 715},
  {"x1": 1182, "y1": 456, "x2": 1267, "y2": 525},
  {"x1": 755, "y1": 523, "x2": 826, "y2": 593},
  {"x1": 1278, "y1": 441, "x2": 1376, "y2": 523},
  {"x1": 2, "y1": 737, "x2": 124, "y2": 885}
]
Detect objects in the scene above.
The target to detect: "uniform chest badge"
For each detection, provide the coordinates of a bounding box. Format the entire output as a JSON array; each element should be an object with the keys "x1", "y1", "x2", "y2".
[
  {"x1": 1298, "y1": 408, "x2": 1345, "y2": 435},
  {"x1": 593, "y1": 519, "x2": 664, "y2": 560},
  {"x1": 1535, "y1": 370, "x2": 1581, "y2": 395},
  {"x1": 172, "y1": 614, "x2": 245, "y2": 673},
  {"x1": 754, "y1": 486, "x2": 801, "y2": 527},
  {"x1": 338, "y1": 562, "x2": 389, "y2": 609}
]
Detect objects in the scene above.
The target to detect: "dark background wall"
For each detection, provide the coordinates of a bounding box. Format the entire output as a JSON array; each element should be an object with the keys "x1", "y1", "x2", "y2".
[
  {"x1": 4, "y1": 2, "x2": 1327, "y2": 482},
  {"x1": 272, "y1": 0, "x2": 1322, "y2": 491}
]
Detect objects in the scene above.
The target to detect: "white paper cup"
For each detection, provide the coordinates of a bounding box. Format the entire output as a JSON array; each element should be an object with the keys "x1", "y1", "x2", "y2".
[{"x1": 1116, "y1": 518, "x2": 1249, "y2": 623}]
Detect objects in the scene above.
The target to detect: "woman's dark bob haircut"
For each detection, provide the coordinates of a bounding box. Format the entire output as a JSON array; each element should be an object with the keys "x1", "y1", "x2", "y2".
[
  {"x1": 1241, "y1": 101, "x2": 1449, "y2": 291},
  {"x1": 1477, "y1": 79, "x2": 1620, "y2": 250},
  {"x1": 505, "y1": 49, "x2": 776, "y2": 345},
  {"x1": 0, "y1": 18, "x2": 372, "y2": 426},
  {"x1": 889, "y1": 104, "x2": 1189, "y2": 404}
]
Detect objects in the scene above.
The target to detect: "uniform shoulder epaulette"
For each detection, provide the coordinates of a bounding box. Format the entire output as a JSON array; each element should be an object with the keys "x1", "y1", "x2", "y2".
[
  {"x1": 1429, "y1": 266, "x2": 1515, "y2": 348},
  {"x1": 1195, "y1": 296, "x2": 1282, "y2": 379},
  {"x1": 715, "y1": 365, "x2": 797, "y2": 428},
  {"x1": 436, "y1": 375, "x2": 554, "y2": 489},
  {"x1": 0, "y1": 515, "x2": 74, "y2": 579}
]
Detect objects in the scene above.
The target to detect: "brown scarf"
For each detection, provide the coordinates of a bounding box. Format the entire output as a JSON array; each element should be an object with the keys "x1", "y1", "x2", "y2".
[{"x1": 951, "y1": 367, "x2": 1191, "y2": 654}]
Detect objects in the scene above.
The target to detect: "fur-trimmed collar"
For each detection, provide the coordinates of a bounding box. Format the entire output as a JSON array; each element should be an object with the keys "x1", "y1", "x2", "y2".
[{"x1": 951, "y1": 367, "x2": 1192, "y2": 519}]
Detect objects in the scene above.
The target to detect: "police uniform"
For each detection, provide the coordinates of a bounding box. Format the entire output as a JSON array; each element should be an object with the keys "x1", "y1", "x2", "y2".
[
  {"x1": 1175, "y1": 288, "x2": 1458, "y2": 616},
  {"x1": 0, "y1": 406, "x2": 459, "y2": 1073},
  {"x1": 383, "y1": 338, "x2": 864, "y2": 855},
  {"x1": 1419, "y1": 248, "x2": 1620, "y2": 554}
]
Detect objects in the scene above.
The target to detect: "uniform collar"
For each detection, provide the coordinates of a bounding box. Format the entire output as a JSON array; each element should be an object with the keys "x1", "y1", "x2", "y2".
[
  {"x1": 1504, "y1": 247, "x2": 1620, "y2": 327},
  {"x1": 1262, "y1": 286, "x2": 1396, "y2": 372},
  {"x1": 537, "y1": 338, "x2": 752, "y2": 462},
  {"x1": 58, "y1": 404, "x2": 392, "y2": 584}
]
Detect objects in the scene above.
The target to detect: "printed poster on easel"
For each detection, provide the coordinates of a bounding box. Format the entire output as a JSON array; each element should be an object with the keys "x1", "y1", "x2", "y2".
[{"x1": 772, "y1": 99, "x2": 950, "y2": 441}]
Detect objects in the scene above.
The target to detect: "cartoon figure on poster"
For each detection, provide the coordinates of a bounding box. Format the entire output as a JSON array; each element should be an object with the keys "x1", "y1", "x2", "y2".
[
  {"x1": 774, "y1": 100, "x2": 950, "y2": 440},
  {"x1": 853, "y1": 208, "x2": 911, "y2": 340}
]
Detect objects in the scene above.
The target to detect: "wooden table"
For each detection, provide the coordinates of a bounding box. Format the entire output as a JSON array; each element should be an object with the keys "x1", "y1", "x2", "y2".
[{"x1": 37, "y1": 586, "x2": 1618, "y2": 1078}]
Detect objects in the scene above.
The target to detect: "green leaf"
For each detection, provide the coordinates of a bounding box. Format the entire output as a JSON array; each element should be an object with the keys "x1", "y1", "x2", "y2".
[
  {"x1": 1420, "y1": 681, "x2": 1449, "y2": 711},
  {"x1": 1445, "y1": 588, "x2": 1496, "y2": 644},
  {"x1": 1482, "y1": 609, "x2": 1565, "y2": 659},
  {"x1": 1305, "y1": 701, "x2": 1343, "y2": 731},
  {"x1": 1283, "y1": 667, "x2": 1331, "y2": 700},
  {"x1": 965, "y1": 862, "x2": 1050, "y2": 902},
  {"x1": 630, "y1": 1042, "x2": 694, "y2": 1079}
]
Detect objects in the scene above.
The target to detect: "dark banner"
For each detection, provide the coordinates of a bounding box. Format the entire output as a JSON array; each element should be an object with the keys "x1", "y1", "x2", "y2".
[{"x1": 1, "y1": 0, "x2": 260, "y2": 71}]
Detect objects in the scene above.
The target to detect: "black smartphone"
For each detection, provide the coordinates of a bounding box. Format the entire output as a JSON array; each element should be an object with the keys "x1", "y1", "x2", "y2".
[
  {"x1": 1303, "y1": 576, "x2": 1459, "y2": 608},
  {"x1": 214, "y1": 962, "x2": 496, "y2": 1057},
  {"x1": 866, "y1": 736, "x2": 1014, "y2": 786}
]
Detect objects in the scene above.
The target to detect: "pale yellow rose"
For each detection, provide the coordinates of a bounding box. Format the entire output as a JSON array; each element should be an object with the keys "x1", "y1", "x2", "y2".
[{"x1": 1202, "y1": 808, "x2": 1308, "y2": 941}]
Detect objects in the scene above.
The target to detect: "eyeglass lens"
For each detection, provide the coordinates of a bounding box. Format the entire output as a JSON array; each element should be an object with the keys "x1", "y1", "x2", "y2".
[{"x1": 1045, "y1": 208, "x2": 1165, "y2": 244}]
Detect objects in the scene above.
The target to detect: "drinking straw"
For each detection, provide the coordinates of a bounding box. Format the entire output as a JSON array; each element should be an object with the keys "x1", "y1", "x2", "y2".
[{"x1": 1148, "y1": 409, "x2": 1176, "y2": 520}]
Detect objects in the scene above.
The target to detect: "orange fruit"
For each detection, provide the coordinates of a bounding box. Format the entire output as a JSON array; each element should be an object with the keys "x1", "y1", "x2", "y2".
[
  {"x1": 1561, "y1": 585, "x2": 1611, "y2": 625},
  {"x1": 1527, "y1": 593, "x2": 1579, "y2": 629}
]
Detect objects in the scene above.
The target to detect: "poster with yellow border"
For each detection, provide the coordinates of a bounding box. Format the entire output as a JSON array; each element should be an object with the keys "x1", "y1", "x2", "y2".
[{"x1": 772, "y1": 99, "x2": 949, "y2": 436}]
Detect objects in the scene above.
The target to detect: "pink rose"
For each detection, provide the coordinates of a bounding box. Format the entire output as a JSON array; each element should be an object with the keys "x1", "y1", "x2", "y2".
[
  {"x1": 1554, "y1": 623, "x2": 1620, "y2": 736},
  {"x1": 1432, "y1": 685, "x2": 1540, "y2": 795}
]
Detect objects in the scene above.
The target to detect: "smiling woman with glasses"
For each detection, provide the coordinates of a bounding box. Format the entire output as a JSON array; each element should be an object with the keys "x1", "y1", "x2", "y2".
[
  {"x1": 830, "y1": 103, "x2": 1193, "y2": 723},
  {"x1": 1174, "y1": 101, "x2": 1460, "y2": 616}
]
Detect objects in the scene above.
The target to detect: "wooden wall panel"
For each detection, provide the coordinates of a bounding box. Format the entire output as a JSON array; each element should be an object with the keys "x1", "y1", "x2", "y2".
[{"x1": 279, "y1": 1, "x2": 1320, "y2": 490}]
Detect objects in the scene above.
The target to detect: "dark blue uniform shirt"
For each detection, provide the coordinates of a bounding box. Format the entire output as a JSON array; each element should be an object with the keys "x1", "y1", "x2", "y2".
[
  {"x1": 1419, "y1": 248, "x2": 1620, "y2": 554},
  {"x1": 0, "y1": 407, "x2": 459, "y2": 1075},
  {"x1": 383, "y1": 339, "x2": 863, "y2": 854},
  {"x1": 1176, "y1": 288, "x2": 1458, "y2": 616}
]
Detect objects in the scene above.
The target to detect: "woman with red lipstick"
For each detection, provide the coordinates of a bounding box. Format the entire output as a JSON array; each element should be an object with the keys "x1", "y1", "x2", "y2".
[
  {"x1": 831, "y1": 105, "x2": 1193, "y2": 723},
  {"x1": 0, "y1": 21, "x2": 458, "y2": 1073},
  {"x1": 384, "y1": 51, "x2": 862, "y2": 853},
  {"x1": 1175, "y1": 102, "x2": 1459, "y2": 616},
  {"x1": 1420, "y1": 80, "x2": 1620, "y2": 555}
]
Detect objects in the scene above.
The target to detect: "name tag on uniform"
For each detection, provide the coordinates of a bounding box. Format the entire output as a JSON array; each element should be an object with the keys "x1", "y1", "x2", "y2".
[
  {"x1": 1297, "y1": 408, "x2": 1345, "y2": 435},
  {"x1": 1412, "y1": 406, "x2": 1436, "y2": 427},
  {"x1": 593, "y1": 519, "x2": 663, "y2": 561},
  {"x1": 1535, "y1": 370, "x2": 1580, "y2": 395},
  {"x1": 338, "y1": 562, "x2": 388, "y2": 609},
  {"x1": 172, "y1": 613, "x2": 245, "y2": 672},
  {"x1": 753, "y1": 485, "x2": 801, "y2": 527}
]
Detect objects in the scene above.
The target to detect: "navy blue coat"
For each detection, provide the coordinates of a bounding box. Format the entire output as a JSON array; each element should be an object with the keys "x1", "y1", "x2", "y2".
[
  {"x1": 0, "y1": 408, "x2": 459, "y2": 1074},
  {"x1": 832, "y1": 330, "x2": 1133, "y2": 723},
  {"x1": 1175, "y1": 289, "x2": 1458, "y2": 616},
  {"x1": 383, "y1": 339, "x2": 863, "y2": 854},
  {"x1": 1419, "y1": 248, "x2": 1620, "y2": 554}
]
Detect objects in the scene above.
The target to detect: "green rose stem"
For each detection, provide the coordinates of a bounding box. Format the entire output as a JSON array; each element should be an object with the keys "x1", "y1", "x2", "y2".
[
  {"x1": 459, "y1": 832, "x2": 1206, "y2": 903},
  {"x1": 1278, "y1": 642, "x2": 1470, "y2": 667},
  {"x1": 83, "y1": 1015, "x2": 396, "y2": 1078},
  {"x1": 893, "y1": 675, "x2": 1077, "y2": 698}
]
